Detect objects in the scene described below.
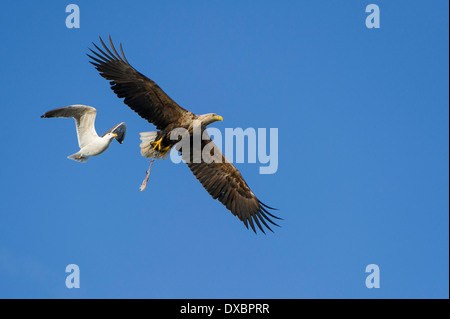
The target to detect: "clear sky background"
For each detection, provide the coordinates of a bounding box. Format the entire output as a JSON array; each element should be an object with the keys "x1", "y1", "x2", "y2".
[{"x1": 0, "y1": 1, "x2": 448, "y2": 299}]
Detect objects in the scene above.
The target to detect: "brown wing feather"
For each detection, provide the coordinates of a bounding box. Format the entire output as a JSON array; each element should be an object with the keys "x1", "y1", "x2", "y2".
[
  {"x1": 88, "y1": 36, "x2": 191, "y2": 130},
  {"x1": 183, "y1": 133, "x2": 280, "y2": 234}
]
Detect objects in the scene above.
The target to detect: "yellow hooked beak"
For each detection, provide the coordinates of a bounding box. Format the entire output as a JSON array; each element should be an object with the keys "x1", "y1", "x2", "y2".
[
  {"x1": 213, "y1": 115, "x2": 223, "y2": 121},
  {"x1": 112, "y1": 133, "x2": 118, "y2": 138}
]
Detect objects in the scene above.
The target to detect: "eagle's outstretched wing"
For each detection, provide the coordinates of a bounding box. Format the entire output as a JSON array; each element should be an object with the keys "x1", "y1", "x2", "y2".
[
  {"x1": 88, "y1": 36, "x2": 191, "y2": 130},
  {"x1": 183, "y1": 132, "x2": 281, "y2": 234}
]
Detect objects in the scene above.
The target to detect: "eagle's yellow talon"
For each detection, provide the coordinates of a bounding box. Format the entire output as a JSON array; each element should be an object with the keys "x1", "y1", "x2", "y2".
[
  {"x1": 159, "y1": 145, "x2": 171, "y2": 156},
  {"x1": 151, "y1": 138, "x2": 163, "y2": 150}
]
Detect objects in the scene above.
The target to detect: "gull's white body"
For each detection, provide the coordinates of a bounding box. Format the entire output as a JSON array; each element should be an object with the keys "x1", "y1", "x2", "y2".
[
  {"x1": 41, "y1": 104, "x2": 126, "y2": 163},
  {"x1": 68, "y1": 134, "x2": 117, "y2": 162}
]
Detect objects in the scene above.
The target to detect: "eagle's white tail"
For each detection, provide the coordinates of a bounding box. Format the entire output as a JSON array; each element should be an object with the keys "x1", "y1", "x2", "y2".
[{"x1": 139, "y1": 132, "x2": 171, "y2": 160}]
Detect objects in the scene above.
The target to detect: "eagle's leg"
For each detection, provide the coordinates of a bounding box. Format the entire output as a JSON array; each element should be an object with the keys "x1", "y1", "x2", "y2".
[
  {"x1": 151, "y1": 137, "x2": 163, "y2": 151},
  {"x1": 159, "y1": 145, "x2": 171, "y2": 156}
]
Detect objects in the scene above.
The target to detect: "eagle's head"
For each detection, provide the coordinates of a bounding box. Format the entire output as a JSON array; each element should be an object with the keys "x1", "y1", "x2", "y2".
[{"x1": 198, "y1": 113, "x2": 223, "y2": 126}]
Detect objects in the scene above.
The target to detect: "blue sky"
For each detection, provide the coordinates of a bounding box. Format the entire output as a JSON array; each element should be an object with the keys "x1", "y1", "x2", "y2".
[{"x1": 0, "y1": 1, "x2": 448, "y2": 298}]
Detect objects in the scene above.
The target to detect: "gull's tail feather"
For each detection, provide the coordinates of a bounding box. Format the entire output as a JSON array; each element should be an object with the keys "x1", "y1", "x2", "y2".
[
  {"x1": 139, "y1": 132, "x2": 170, "y2": 160},
  {"x1": 67, "y1": 152, "x2": 88, "y2": 163}
]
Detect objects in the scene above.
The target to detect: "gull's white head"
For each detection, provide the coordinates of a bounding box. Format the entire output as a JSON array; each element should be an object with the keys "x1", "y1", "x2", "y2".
[{"x1": 104, "y1": 132, "x2": 118, "y2": 140}]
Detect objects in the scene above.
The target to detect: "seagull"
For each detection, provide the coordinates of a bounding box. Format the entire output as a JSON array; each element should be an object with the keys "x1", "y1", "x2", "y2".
[{"x1": 41, "y1": 105, "x2": 126, "y2": 162}]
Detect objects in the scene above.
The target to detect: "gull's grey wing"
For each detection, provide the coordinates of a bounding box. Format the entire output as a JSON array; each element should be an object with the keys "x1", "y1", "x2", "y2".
[
  {"x1": 41, "y1": 105, "x2": 98, "y2": 148},
  {"x1": 102, "y1": 122, "x2": 127, "y2": 144}
]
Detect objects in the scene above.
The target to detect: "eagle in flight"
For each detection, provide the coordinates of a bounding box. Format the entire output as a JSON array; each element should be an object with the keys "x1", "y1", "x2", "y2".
[{"x1": 88, "y1": 36, "x2": 280, "y2": 234}]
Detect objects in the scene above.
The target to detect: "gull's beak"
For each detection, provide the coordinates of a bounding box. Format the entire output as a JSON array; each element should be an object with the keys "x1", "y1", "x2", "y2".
[
  {"x1": 113, "y1": 133, "x2": 118, "y2": 138},
  {"x1": 213, "y1": 115, "x2": 223, "y2": 122}
]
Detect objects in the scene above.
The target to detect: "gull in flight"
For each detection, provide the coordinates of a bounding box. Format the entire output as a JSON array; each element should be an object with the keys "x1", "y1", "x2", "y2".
[{"x1": 41, "y1": 105, "x2": 126, "y2": 162}]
